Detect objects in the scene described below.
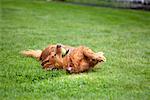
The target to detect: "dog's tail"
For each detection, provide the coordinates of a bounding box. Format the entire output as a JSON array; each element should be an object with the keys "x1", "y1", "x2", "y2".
[{"x1": 20, "y1": 50, "x2": 42, "y2": 60}]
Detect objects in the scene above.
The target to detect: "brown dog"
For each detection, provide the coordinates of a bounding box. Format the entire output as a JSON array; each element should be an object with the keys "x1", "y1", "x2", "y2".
[
  {"x1": 53, "y1": 45, "x2": 106, "y2": 73},
  {"x1": 21, "y1": 44, "x2": 106, "y2": 73}
]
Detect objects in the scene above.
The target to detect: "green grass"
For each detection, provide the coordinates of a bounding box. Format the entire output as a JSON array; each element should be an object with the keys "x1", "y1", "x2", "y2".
[{"x1": 1, "y1": 0, "x2": 150, "y2": 100}]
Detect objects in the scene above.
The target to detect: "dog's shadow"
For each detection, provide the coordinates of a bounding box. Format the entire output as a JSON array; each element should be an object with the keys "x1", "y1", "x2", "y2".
[{"x1": 20, "y1": 68, "x2": 101, "y2": 83}]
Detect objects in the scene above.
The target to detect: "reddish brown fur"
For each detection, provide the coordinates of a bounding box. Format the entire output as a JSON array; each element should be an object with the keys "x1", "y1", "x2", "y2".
[
  {"x1": 54, "y1": 45, "x2": 106, "y2": 73},
  {"x1": 21, "y1": 44, "x2": 106, "y2": 73}
]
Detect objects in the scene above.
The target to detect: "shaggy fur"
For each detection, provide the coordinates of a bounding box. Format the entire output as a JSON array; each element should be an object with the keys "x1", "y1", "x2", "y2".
[{"x1": 21, "y1": 44, "x2": 106, "y2": 73}]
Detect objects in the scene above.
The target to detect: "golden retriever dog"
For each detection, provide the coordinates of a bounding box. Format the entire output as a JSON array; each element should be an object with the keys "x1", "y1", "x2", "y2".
[{"x1": 21, "y1": 44, "x2": 106, "y2": 73}]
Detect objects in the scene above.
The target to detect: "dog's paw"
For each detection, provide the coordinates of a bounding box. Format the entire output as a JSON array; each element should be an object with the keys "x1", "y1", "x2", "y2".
[{"x1": 96, "y1": 52, "x2": 106, "y2": 62}]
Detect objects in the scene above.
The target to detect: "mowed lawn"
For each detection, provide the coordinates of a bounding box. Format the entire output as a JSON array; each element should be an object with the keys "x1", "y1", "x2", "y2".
[{"x1": 1, "y1": 0, "x2": 150, "y2": 100}]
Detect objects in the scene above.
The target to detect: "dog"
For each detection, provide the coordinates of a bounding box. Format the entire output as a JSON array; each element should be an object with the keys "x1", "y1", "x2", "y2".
[{"x1": 21, "y1": 44, "x2": 106, "y2": 73}]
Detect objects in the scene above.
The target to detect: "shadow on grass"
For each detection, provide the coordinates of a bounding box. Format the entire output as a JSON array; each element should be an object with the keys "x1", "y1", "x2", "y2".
[
  {"x1": 16, "y1": 56, "x2": 103, "y2": 83},
  {"x1": 15, "y1": 70, "x2": 68, "y2": 83}
]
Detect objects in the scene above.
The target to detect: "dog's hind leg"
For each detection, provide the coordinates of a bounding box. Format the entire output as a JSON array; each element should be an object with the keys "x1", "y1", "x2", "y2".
[
  {"x1": 81, "y1": 46, "x2": 97, "y2": 59},
  {"x1": 82, "y1": 46, "x2": 106, "y2": 62}
]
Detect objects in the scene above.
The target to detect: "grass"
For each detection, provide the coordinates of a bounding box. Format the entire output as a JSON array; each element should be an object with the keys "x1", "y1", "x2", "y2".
[{"x1": 1, "y1": 0, "x2": 150, "y2": 100}]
